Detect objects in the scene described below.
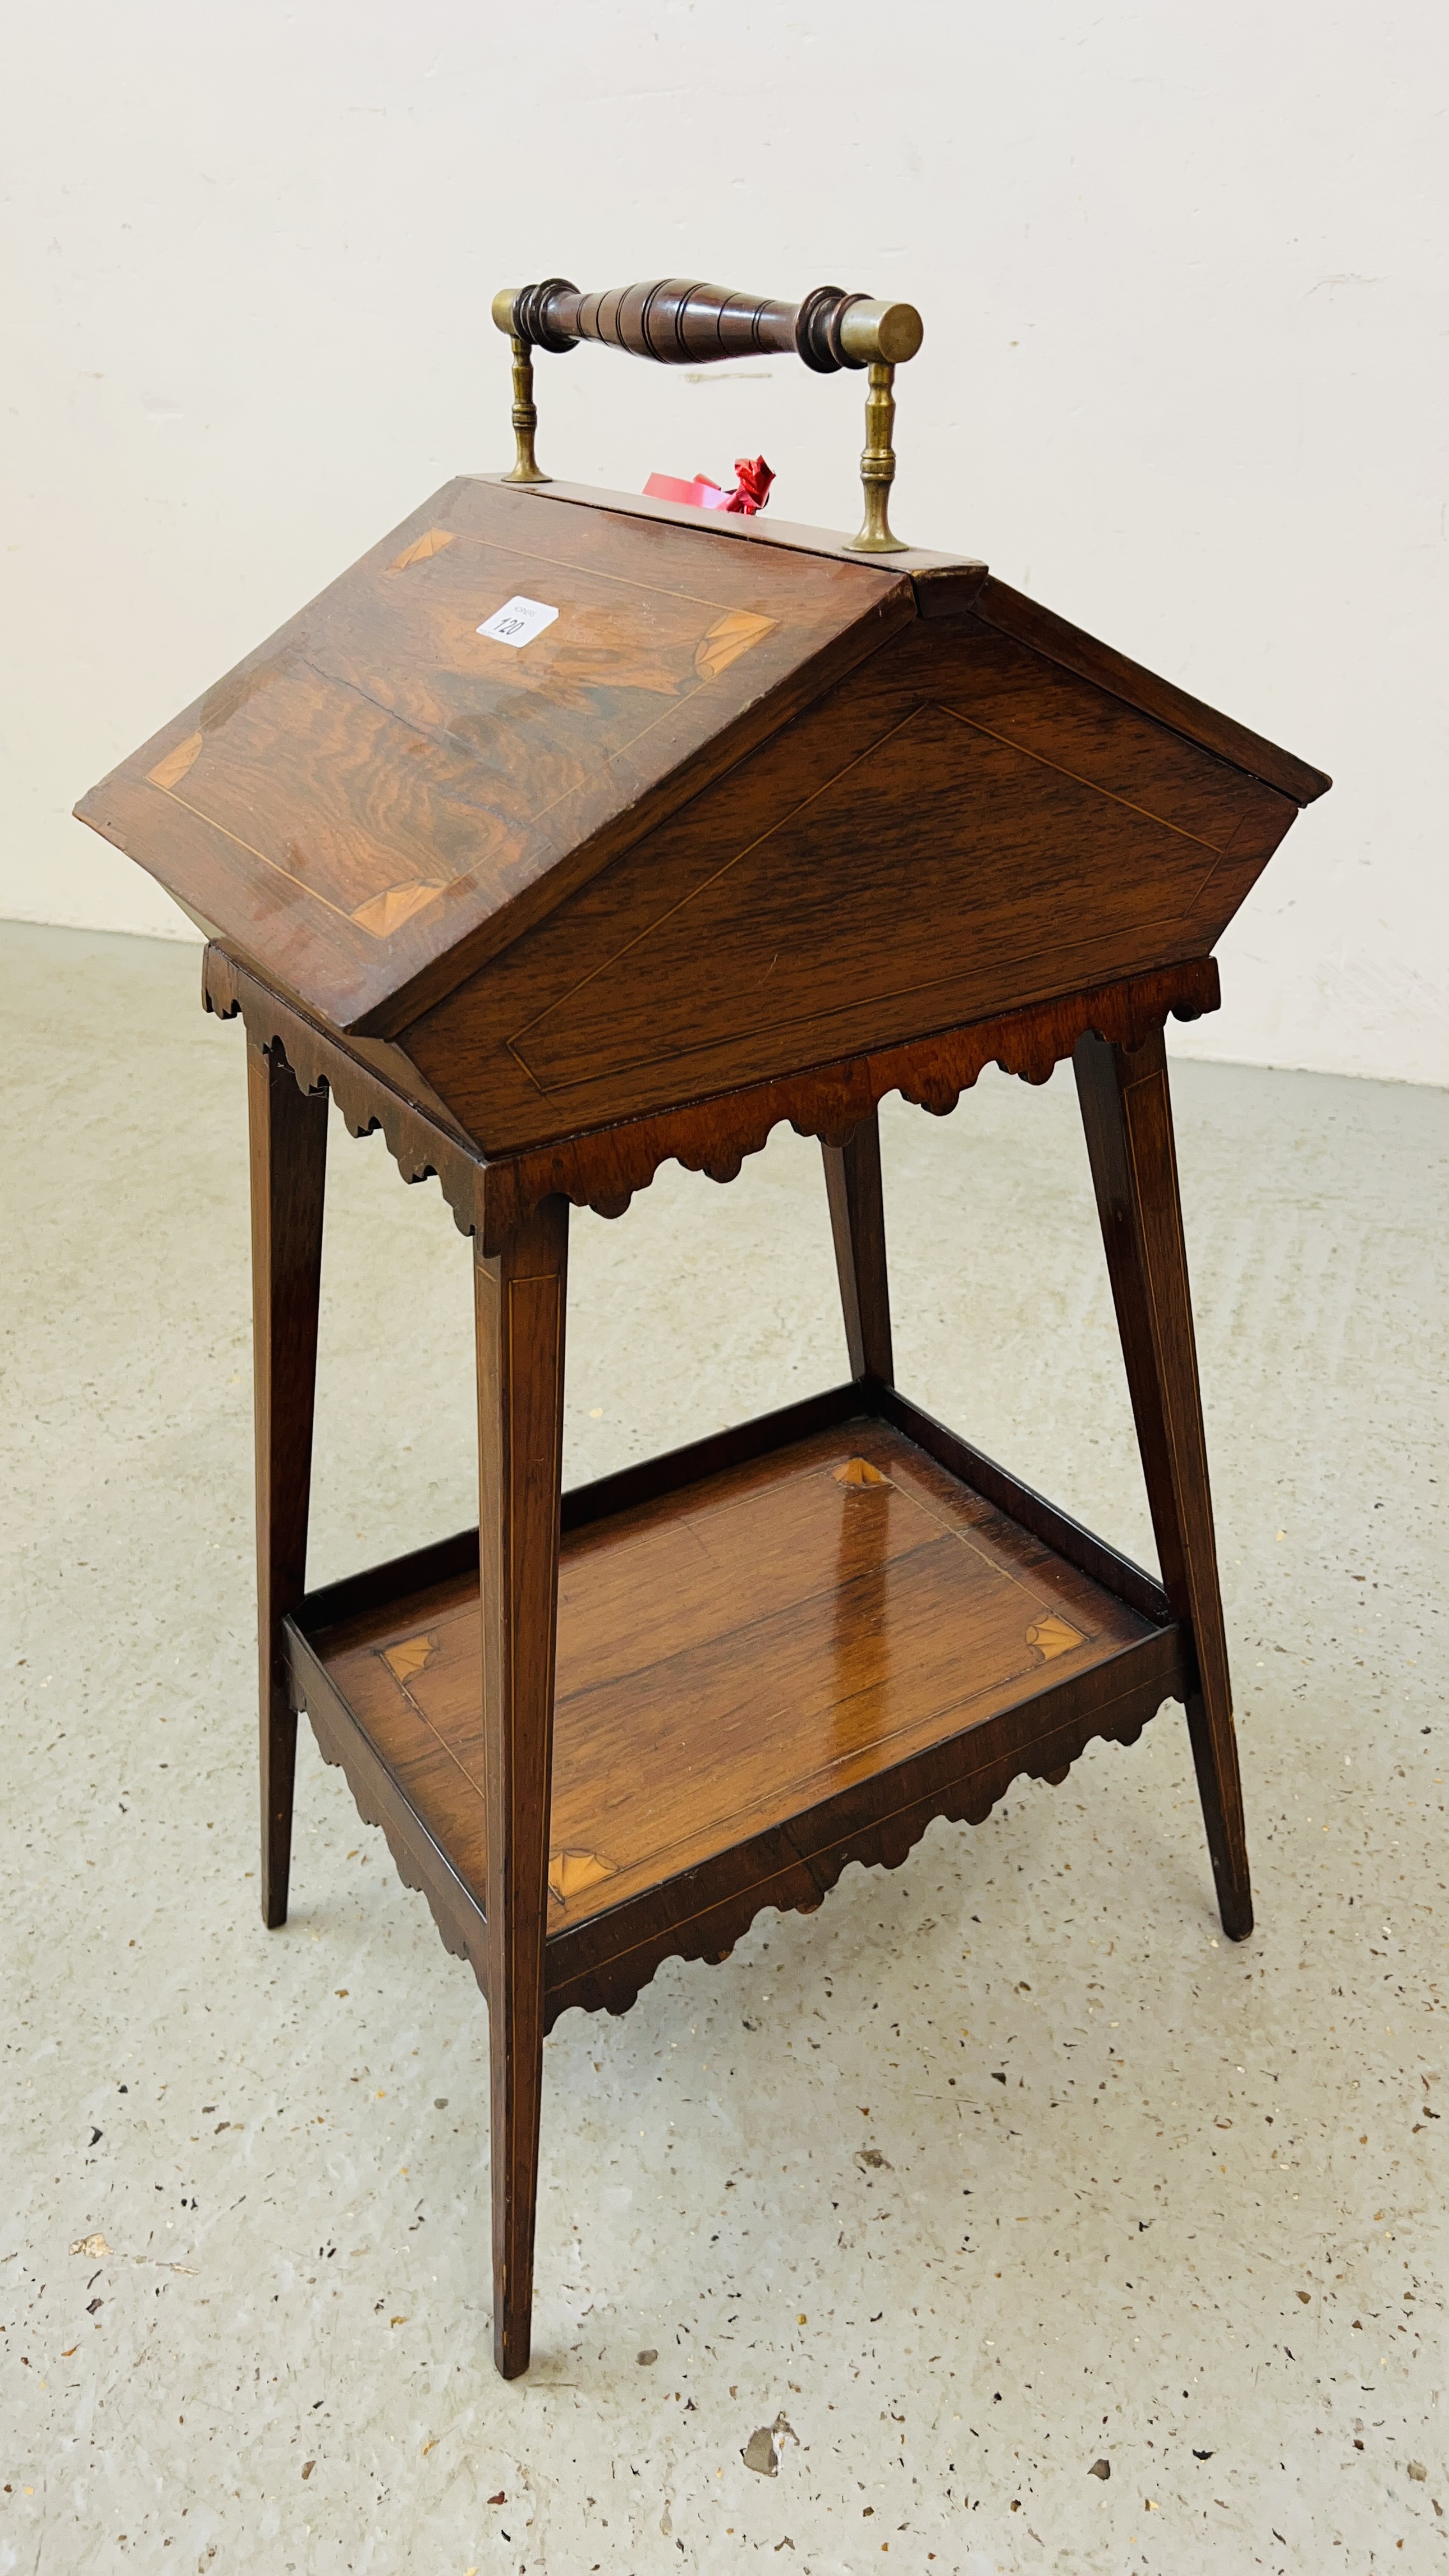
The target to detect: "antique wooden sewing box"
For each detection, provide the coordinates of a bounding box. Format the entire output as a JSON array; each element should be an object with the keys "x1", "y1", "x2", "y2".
[{"x1": 76, "y1": 275, "x2": 1330, "y2": 2377}]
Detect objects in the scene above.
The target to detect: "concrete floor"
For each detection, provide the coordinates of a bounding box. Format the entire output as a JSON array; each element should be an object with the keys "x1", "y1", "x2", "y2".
[{"x1": 3, "y1": 919, "x2": 1446, "y2": 2576}]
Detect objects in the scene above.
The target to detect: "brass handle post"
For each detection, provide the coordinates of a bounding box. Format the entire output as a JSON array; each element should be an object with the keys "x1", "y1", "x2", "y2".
[
  {"x1": 503, "y1": 336, "x2": 547, "y2": 486},
  {"x1": 845, "y1": 361, "x2": 903, "y2": 555}
]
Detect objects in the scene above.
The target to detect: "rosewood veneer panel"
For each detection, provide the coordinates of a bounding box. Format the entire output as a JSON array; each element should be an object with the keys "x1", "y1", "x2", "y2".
[
  {"x1": 404, "y1": 614, "x2": 1300, "y2": 1150},
  {"x1": 75, "y1": 480, "x2": 910, "y2": 1035},
  {"x1": 307, "y1": 1420, "x2": 1157, "y2": 1948}
]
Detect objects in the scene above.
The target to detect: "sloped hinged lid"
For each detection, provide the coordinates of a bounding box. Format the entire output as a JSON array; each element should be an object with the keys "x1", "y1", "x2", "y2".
[{"x1": 74, "y1": 477, "x2": 916, "y2": 1035}]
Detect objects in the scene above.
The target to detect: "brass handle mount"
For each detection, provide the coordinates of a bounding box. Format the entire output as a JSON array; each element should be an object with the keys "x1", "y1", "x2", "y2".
[{"x1": 491, "y1": 275, "x2": 924, "y2": 553}]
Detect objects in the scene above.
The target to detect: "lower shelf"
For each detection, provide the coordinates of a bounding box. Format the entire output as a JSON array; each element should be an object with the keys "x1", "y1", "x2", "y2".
[{"x1": 289, "y1": 1386, "x2": 1186, "y2": 2022}]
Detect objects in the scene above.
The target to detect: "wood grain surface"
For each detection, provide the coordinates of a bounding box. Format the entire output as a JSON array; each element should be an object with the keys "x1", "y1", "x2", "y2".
[
  {"x1": 503, "y1": 485, "x2": 1329, "y2": 799},
  {"x1": 404, "y1": 608, "x2": 1300, "y2": 1148},
  {"x1": 475, "y1": 1193, "x2": 570, "y2": 2376},
  {"x1": 822, "y1": 1107, "x2": 894, "y2": 1384},
  {"x1": 313, "y1": 1421, "x2": 1155, "y2": 1947},
  {"x1": 247, "y1": 1034, "x2": 328, "y2": 1929},
  {"x1": 971, "y1": 578, "x2": 1331, "y2": 809},
  {"x1": 80, "y1": 482, "x2": 1326, "y2": 1061},
  {"x1": 206, "y1": 940, "x2": 1220, "y2": 1255},
  {"x1": 498, "y1": 475, "x2": 990, "y2": 611},
  {"x1": 75, "y1": 480, "x2": 909, "y2": 1036},
  {"x1": 1074, "y1": 1025, "x2": 1252, "y2": 1938}
]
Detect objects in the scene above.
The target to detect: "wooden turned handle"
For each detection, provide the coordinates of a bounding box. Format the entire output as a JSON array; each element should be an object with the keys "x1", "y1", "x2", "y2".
[{"x1": 491, "y1": 277, "x2": 923, "y2": 373}]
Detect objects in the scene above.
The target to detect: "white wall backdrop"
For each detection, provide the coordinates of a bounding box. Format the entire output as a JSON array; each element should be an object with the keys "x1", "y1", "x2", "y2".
[{"x1": 3, "y1": 1, "x2": 1445, "y2": 1082}]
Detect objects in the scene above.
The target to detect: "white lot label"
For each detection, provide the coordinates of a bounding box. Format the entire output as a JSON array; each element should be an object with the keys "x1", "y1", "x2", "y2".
[{"x1": 476, "y1": 595, "x2": 559, "y2": 648}]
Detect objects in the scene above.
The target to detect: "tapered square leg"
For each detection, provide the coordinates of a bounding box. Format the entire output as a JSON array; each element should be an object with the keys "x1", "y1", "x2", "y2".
[
  {"x1": 822, "y1": 1107, "x2": 894, "y2": 1386},
  {"x1": 475, "y1": 1193, "x2": 570, "y2": 2379},
  {"x1": 247, "y1": 1037, "x2": 328, "y2": 1931},
  {"x1": 1074, "y1": 1027, "x2": 1252, "y2": 1940}
]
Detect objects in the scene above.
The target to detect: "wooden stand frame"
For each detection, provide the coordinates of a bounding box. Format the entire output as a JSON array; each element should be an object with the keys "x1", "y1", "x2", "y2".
[{"x1": 221, "y1": 944, "x2": 1250, "y2": 2378}]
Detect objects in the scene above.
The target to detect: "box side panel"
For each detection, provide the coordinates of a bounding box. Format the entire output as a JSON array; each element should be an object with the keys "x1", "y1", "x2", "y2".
[
  {"x1": 402, "y1": 613, "x2": 1299, "y2": 1150},
  {"x1": 974, "y1": 578, "x2": 1331, "y2": 805}
]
